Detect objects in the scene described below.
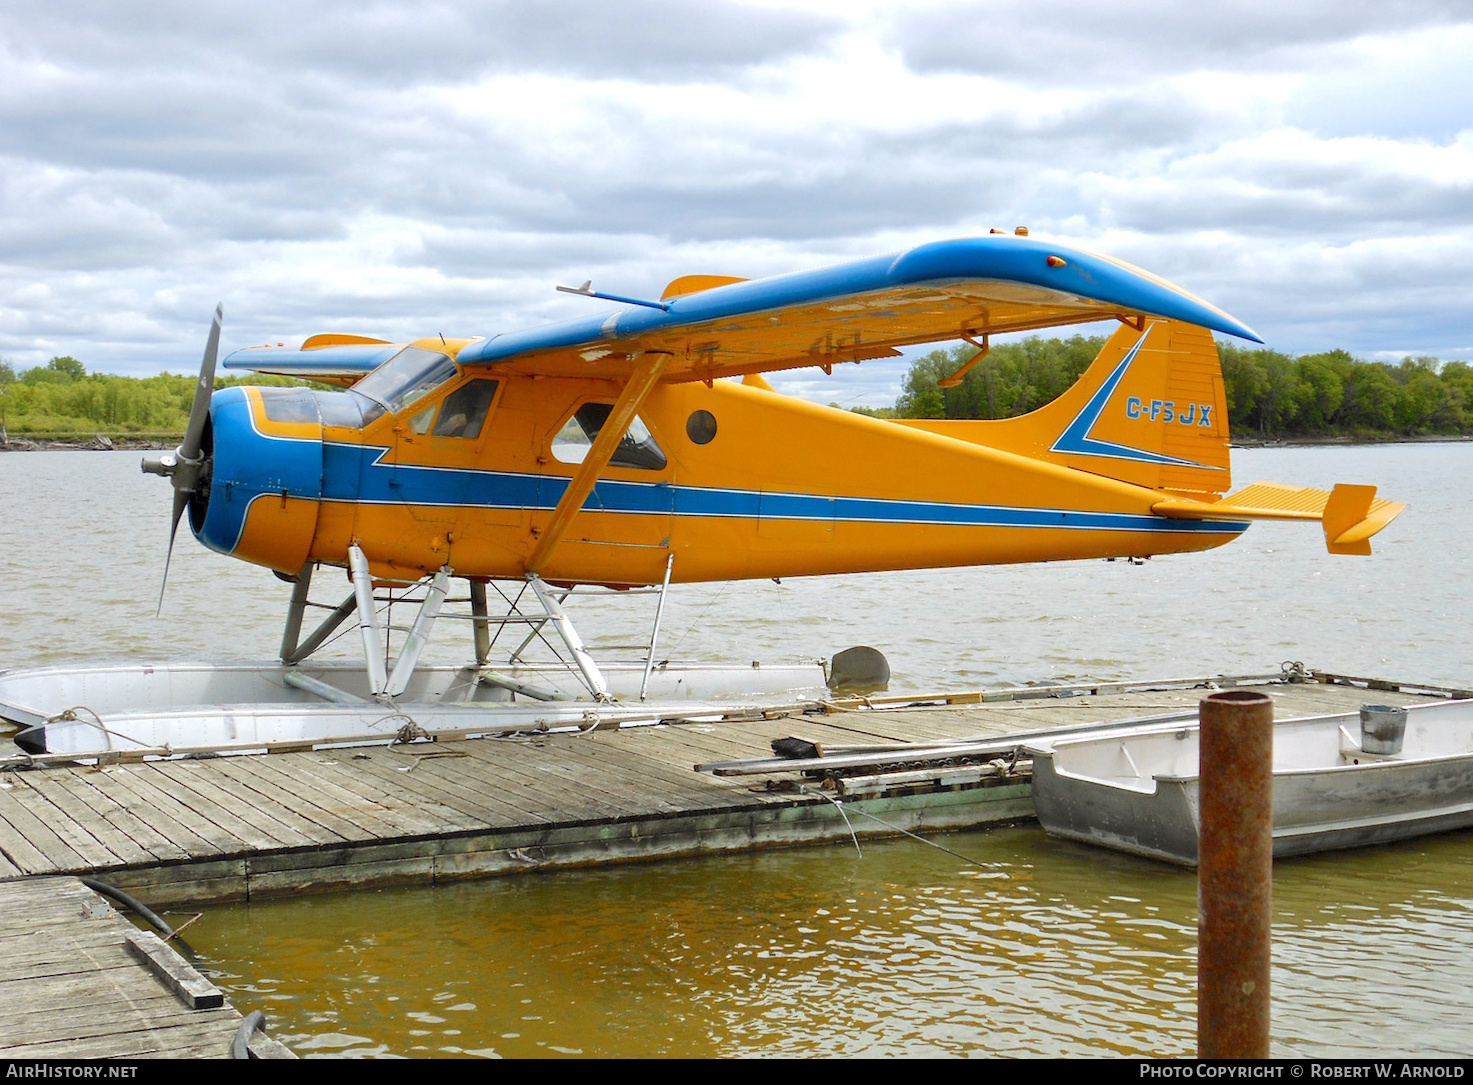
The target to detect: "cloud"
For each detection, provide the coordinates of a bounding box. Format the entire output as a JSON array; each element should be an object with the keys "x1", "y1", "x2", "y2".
[{"x1": 1, "y1": 0, "x2": 1470, "y2": 388}]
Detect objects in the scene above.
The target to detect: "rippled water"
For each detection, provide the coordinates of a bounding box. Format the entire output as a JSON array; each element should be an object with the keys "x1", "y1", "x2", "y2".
[
  {"x1": 193, "y1": 827, "x2": 1473, "y2": 1059},
  {"x1": 1, "y1": 443, "x2": 1470, "y2": 1058},
  {"x1": 1, "y1": 444, "x2": 1467, "y2": 688}
]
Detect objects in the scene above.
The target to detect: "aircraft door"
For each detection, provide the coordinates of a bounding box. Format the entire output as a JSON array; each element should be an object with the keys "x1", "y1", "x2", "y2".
[{"x1": 543, "y1": 401, "x2": 674, "y2": 582}]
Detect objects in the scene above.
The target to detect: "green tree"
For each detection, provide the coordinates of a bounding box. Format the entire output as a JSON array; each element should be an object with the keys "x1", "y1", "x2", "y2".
[
  {"x1": 0, "y1": 358, "x2": 13, "y2": 432},
  {"x1": 47, "y1": 355, "x2": 86, "y2": 380},
  {"x1": 895, "y1": 336, "x2": 1103, "y2": 420},
  {"x1": 22, "y1": 356, "x2": 86, "y2": 385},
  {"x1": 1217, "y1": 344, "x2": 1269, "y2": 429},
  {"x1": 1339, "y1": 363, "x2": 1402, "y2": 434},
  {"x1": 1294, "y1": 351, "x2": 1351, "y2": 433},
  {"x1": 895, "y1": 347, "x2": 955, "y2": 418}
]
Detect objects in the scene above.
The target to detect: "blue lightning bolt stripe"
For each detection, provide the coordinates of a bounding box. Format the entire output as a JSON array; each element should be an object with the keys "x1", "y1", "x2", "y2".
[{"x1": 1049, "y1": 330, "x2": 1214, "y2": 469}]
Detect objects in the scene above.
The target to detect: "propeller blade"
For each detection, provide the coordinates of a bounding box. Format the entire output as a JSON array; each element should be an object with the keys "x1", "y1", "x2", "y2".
[
  {"x1": 155, "y1": 303, "x2": 223, "y2": 615},
  {"x1": 156, "y1": 489, "x2": 190, "y2": 617},
  {"x1": 181, "y1": 303, "x2": 222, "y2": 464}
]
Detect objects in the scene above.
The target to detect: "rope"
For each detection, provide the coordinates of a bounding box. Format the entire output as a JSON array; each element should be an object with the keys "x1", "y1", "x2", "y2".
[
  {"x1": 42, "y1": 706, "x2": 162, "y2": 756},
  {"x1": 797, "y1": 785, "x2": 862, "y2": 857},
  {"x1": 380, "y1": 713, "x2": 466, "y2": 763},
  {"x1": 798, "y1": 785, "x2": 990, "y2": 868},
  {"x1": 666, "y1": 582, "x2": 729, "y2": 656}
]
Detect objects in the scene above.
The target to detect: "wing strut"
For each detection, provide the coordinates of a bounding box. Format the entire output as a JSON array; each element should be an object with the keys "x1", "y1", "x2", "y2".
[{"x1": 525, "y1": 352, "x2": 672, "y2": 574}]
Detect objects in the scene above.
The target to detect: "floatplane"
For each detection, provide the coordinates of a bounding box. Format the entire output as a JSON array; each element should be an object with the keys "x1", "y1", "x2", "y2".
[{"x1": 0, "y1": 233, "x2": 1402, "y2": 757}]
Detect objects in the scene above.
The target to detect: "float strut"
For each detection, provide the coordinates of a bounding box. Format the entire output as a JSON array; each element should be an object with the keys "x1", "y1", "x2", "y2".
[
  {"x1": 639, "y1": 553, "x2": 675, "y2": 702},
  {"x1": 348, "y1": 545, "x2": 389, "y2": 697},
  {"x1": 469, "y1": 580, "x2": 491, "y2": 665},
  {"x1": 284, "y1": 593, "x2": 358, "y2": 666},
  {"x1": 385, "y1": 566, "x2": 451, "y2": 698},
  {"x1": 526, "y1": 573, "x2": 611, "y2": 702},
  {"x1": 279, "y1": 562, "x2": 314, "y2": 663}
]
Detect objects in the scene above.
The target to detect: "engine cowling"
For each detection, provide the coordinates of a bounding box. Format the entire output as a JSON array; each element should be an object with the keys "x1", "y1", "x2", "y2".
[{"x1": 193, "y1": 386, "x2": 327, "y2": 575}]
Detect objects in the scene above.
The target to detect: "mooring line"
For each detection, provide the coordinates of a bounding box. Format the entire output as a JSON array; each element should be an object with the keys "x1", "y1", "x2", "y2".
[
  {"x1": 799, "y1": 785, "x2": 989, "y2": 868},
  {"x1": 798, "y1": 785, "x2": 863, "y2": 858}
]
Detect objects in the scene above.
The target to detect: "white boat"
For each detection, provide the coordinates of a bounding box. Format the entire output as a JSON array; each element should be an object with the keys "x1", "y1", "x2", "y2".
[
  {"x1": 0, "y1": 658, "x2": 832, "y2": 759},
  {"x1": 1025, "y1": 699, "x2": 1473, "y2": 866}
]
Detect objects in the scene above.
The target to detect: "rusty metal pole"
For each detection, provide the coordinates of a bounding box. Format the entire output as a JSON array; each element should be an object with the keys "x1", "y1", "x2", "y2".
[{"x1": 1197, "y1": 689, "x2": 1274, "y2": 1059}]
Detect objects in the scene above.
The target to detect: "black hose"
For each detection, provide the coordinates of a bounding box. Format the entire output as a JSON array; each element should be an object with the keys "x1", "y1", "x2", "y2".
[
  {"x1": 80, "y1": 876, "x2": 195, "y2": 959},
  {"x1": 231, "y1": 1010, "x2": 266, "y2": 1059}
]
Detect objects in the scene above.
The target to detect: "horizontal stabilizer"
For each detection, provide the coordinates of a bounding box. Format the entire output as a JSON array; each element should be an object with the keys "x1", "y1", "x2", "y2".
[{"x1": 1152, "y1": 482, "x2": 1405, "y2": 555}]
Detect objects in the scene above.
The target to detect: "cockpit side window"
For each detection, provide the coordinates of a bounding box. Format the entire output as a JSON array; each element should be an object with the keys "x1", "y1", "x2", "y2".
[
  {"x1": 432, "y1": 379, "x2": 498, "y2": 439},
  {"x1": 552, "y1": 402, "x2": 667, "y2": 471}
]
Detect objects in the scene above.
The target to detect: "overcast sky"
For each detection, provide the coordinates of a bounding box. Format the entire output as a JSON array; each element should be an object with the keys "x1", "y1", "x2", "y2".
[{"x1": 3, "y1": 0, "x2": 1470, "y2": 406}]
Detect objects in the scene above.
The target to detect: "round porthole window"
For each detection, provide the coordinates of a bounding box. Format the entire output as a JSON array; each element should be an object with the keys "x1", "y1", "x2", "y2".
[{"x1": 686, "y1": 409, "x2": 717, "y2": 445}]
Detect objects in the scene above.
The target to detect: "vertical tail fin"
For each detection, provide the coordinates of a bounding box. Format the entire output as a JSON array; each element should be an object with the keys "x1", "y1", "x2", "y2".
[{"x1": 900, "y1": 320, "x2": 1233, "y2": 498}]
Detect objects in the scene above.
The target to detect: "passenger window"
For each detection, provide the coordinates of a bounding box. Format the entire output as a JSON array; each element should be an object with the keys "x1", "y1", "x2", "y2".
[
  {"x1": 432, "y1": 379, "x2": 498, "y2": 439},
  {"x1": 552, "y1": 403, "x2": 667, "y2": 470}
]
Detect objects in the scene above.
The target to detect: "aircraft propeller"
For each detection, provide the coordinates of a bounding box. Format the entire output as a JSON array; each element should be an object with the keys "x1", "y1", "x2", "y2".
[{"x1": 141, "y1": 303, "x2": 223, "y2": 613}]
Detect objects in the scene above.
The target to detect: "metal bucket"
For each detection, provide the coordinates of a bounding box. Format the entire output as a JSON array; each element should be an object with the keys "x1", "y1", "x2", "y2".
[{"x1": 1360, "y1": 704, "x2": 1407, "y2": 755}]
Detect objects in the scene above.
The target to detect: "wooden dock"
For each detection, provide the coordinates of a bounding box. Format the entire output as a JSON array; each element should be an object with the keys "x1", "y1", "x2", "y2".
[
  {"x1": 0, "y1": 670, "x2": 1458, "y2": 908},
  {"x1": 0, "y1": 876, "x2": 293, "y2": 1059}
]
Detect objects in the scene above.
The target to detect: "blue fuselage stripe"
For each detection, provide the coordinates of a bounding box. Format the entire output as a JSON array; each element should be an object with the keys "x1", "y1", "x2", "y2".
[
  {"x1": 316, "y1": 443, "x2": 1248, "y2": 536},
  {"x1": 201, "y1": 413, "x2": 1249, "y2": 557}
]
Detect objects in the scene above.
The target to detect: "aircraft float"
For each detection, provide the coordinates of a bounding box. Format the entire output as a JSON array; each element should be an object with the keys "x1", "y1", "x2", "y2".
[{"x1": 3, "y1": 233, "x2": 1404, "y2": 756}]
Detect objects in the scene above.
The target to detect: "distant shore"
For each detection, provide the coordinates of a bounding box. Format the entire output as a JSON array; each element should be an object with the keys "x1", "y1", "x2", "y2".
[
  {"x1": 0, "y1": 434, "x2": 175, "y2": 451},
  {"x1": 4, "y1": 431, "x2": 1470, "y2": 453},
  {"x1": 1229, "y1": 433, "x2": 1473, "y2": 448}
]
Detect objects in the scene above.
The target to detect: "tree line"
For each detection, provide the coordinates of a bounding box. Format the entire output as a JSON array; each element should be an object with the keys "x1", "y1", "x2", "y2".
[
  {"x1": 0, "y1": 356, "x2": 302, "y2": 441},
  {"x1": 4, "y1": 337, "x2": 1472, "y2": 443},
  {"x1": 889, "y1": 335, "x2": 1473, "y2": 440}
]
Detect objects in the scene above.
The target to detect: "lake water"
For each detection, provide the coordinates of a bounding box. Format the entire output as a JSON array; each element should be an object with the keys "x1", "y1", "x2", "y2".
[{"x1": 0, "y1": 443, "x2": 1469, "y2": 1058}]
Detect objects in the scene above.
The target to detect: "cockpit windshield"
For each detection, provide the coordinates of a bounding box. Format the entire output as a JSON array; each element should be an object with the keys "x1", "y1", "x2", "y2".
[{"x1": 348, "y1": 346, "x2": 459, "y2": 424}]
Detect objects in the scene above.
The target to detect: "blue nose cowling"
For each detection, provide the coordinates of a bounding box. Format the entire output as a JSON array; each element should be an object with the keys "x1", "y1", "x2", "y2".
[{"x1": 194, "y1": 386, "x2": 326, "y2": 570}]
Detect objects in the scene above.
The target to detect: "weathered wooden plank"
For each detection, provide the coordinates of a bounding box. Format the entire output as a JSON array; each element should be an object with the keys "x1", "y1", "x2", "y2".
[
  {"x1": 539, "y1": 732, "x2": 763, "y2": 811},
  {"x1": 333, "y1": 745, "x2": 553, "y2": 825},
  {"x1": 84, "y1": 762, "x2": 243, "y2": 856},
  {"x1": 167, "y1": 758, "x2": 349, "y2": 846},
  {"x1": 0, "y1": 775, "x2": 112, "y2": 871},
  {"x1": 124, "y1": 929, "x2": 223, "y2": 1009},
  {"x1": 0, "y1": 785, "x2": 65, "y2": 874},
  {"x1": 37, "y1": 768, "x2": 185, "y2": 865},
  {"x1": 219, "y1": 754, "x2": 414, "y2": 840},
  {"x1": 10, "y1": 770, "x2": 136, "y2": 870},
  {"x1": 404, "y1": 749, "x2": 575, "y2": 823},
  {"x1": 143, "y1": 759, "x2": 323, "y2": 851},
  {"x1": 432, "y1": 740, "x2": 636, "y2": 822},
  {"x1": 0, "y1": 877, "x2": 292, "y2": 1059},
  {"x1": 96, "y1": 858, "x2": 250, "y2": 907},
  {"x1": 243, "y1": 838, "x2": 440, "y2": 899},
  {"x1": 270, "y1": 751, "x2": 464, "y2": 837},
  {"x1": 494, "y1": 747, "x2": 678, "y2": 818}
]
